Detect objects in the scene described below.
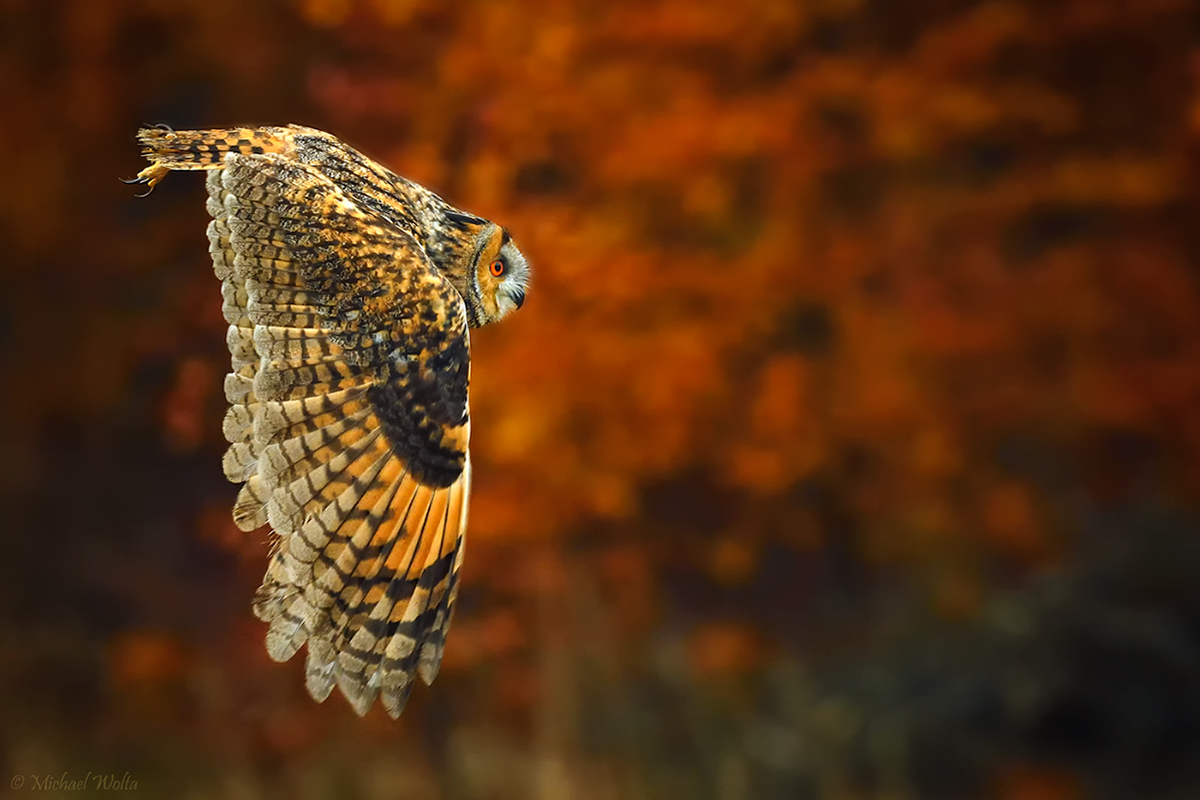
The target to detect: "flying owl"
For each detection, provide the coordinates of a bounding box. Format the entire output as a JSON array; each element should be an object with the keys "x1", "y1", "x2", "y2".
[{"x1": 127, "y1": 125, "x2": 530, "y2": 717}]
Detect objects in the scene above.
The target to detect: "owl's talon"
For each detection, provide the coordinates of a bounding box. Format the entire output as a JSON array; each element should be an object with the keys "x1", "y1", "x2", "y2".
[
  {"x1": 123, "y1": 163, "x2": 169, "y2": 196},
  {"x1": 120, "y1": 176, "x2": 154, "y2": 197},
  {"x1": 142, "y1": 122, "x2": 175, "y2": 136},
  {"x1": 120, "y1": 175, "x2": 155, "y2": 197}
]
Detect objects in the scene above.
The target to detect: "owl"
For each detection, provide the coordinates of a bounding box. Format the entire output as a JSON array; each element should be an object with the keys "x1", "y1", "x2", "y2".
[{"x1": 128, "y1": 125, "x2": 529, "y2": 717}]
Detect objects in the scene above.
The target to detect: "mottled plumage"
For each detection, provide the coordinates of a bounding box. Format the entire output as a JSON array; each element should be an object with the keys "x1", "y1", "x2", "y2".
[{"x1": 129, "y1": 125, "x2": 529, "y2": 717}]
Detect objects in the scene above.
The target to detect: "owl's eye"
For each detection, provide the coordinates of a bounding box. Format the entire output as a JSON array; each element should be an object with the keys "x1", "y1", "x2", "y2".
[{"x1": 489, "y1": 259, "x2": 506, "y2": 277}]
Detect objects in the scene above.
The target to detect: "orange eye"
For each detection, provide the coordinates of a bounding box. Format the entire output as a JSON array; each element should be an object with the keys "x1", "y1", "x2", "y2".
[{"x1": 489, "y1": 259, "x2": 506, "y2": 277}]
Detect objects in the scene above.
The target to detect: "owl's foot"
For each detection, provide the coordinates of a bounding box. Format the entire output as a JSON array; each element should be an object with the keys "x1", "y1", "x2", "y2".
[
  {"x1": 135, "y1": 125, "x2": 292, "y2": 168},
  {"x1": 121, "y1": 163, "x2": 170, "y2": 197}
]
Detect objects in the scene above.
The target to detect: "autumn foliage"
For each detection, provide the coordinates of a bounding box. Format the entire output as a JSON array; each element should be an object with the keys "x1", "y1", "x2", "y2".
[{"x1": 3, "y1": 0, "x2": 1200, "y2": 798}]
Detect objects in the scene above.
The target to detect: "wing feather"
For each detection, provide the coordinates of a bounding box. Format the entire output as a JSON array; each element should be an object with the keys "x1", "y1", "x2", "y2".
[
  {"x1": 183, "y1": 148, "x2": 474, "y2": 717},
  {"x1": 130, "y1": 130, "x2": 477, "y2": 717}
]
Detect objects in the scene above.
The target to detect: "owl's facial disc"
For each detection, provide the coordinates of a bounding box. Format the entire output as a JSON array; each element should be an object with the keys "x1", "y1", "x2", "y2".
[
  {"x1": 472, "y1": 225, "x2": 529, "y2": 324},
  {"x1": 493, "y1": 241, "x2": 529, "y2": 315}
]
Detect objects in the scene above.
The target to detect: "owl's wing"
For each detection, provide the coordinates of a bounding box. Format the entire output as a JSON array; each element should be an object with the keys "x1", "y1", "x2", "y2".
[{"x1": 210, "y1": 152, "x2": 470, "y2": 718}]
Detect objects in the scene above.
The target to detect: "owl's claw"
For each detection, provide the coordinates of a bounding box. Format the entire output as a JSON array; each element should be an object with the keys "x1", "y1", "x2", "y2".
[
  {"x1": 120, "y1": 176, "x2": 153, "y2": 198},
  {"x1": 122, "y1": 163, "x2": 170, "y2": 197}
]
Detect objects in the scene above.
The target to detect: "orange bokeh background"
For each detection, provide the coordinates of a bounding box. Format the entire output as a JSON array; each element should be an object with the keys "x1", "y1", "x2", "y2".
[{"x1": 3, "y1": 1, "x2": 1200, "y2": 798}]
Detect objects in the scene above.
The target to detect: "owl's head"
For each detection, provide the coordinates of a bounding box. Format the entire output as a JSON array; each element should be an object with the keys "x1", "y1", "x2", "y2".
[{"x1": 467, "y1": 223, "x2": 529, "y2": 326}]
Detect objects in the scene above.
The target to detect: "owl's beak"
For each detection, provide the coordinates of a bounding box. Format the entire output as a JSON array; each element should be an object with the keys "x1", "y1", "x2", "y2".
[{"x1": 512, "y1": 289, "x2": 526, "y2": 309}]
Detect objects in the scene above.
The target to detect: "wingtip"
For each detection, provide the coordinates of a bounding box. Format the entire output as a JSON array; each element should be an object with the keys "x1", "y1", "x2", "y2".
[
  {"x1": 305, "y1": 640, "x2": 338, "y2": 702},
  {"x1": 335, "y1": 669, "x2": 381, "y2": 717},
  {"x1": 380, "y1": 681, "x2": 414, "y2": 719}
]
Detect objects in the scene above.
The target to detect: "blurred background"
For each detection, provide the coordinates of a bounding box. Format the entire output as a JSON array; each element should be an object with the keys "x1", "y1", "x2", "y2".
[{"x1": 3, "y1": 0, "x2": 1200, "y2": 797}]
